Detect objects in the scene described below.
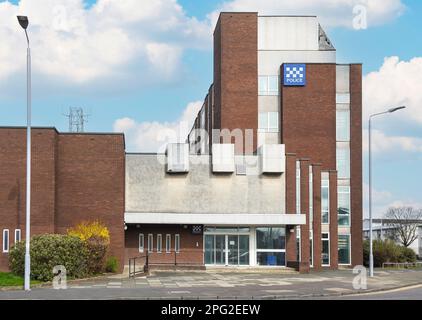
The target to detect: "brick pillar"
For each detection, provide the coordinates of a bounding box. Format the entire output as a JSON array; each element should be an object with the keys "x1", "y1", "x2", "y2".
[
  {"x1": 299, "y1": 159, "x2": 310, "y2": 273},
  {"x1": 285, "y1": 153, "x2": 297, "y2": 265},
  {"x1": 329, "y1": 170, "x2": 339, "y2": 270},
  {"x1": 312, "y1": 164, "x2": 322, "y2": 270}
]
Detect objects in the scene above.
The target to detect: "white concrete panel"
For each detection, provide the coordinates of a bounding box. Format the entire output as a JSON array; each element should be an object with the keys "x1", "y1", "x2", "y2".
[
  {"x1": 258, "y1": 50, "x2": 336, "y2": 76},
  {"x1": 258, "y1": 16, "x2": 319, "y2": 51},
  {"x1": 259, "y1": 96, "x2": 279, "y2": 113},
  {"x1": 125, "y1": 212, "x2": 307, "y2": 226}
]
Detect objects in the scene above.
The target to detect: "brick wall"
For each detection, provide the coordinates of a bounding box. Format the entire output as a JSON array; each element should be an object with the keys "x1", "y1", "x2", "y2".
[
  {"x1": 281, "y1": 64, "x2": 337, "y2": 170},
  {"x1": 124, "y1": 225, "x2": 203, "y2": 266},
  {"x1": 214, "y1": 13, "x2": 258, "y2": 154},
  {"x1": 350, "y1": 64, "x2": 363, "y2": 266},
  {"x1": 0, "y1": 128, "x2": 125, "y2": 272}
]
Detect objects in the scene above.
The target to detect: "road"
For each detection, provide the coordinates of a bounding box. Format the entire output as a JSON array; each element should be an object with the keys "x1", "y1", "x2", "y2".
[{"x1": 337, "y1": 284, "x2": 422, "y2": 300}]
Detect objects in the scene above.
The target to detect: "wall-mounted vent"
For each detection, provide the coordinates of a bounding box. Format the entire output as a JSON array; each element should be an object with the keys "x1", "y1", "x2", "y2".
[
  {"x1": 166, "y1": 143, "x2": 189, "y2": 173},
  {"x1": 258, "y1": 144, "x2": 285, "y2": 174},
  {"x1": 212, "y1": 144, "x2": 235, "y2": 173}
]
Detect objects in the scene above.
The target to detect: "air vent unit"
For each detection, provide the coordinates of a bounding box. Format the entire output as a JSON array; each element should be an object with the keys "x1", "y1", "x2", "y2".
[
  {"x1": 212, "y1": 144, "x2": 235, "y2": 173},
  {"x1": 166, "y1": 143, "x2": 189, "y2": 173},
  {"x1": 258, "y1": 144, "x2": 285, "y2": 174}
]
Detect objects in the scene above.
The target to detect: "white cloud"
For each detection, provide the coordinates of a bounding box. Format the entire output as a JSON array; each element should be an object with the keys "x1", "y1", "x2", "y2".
[
  {"x1": 209, "y1": 0, "x2": 405, "y2": 29},
  {"x1": 0, "y1": 0, "x2": 212, "y2": 84},
  {"x1": 113, "y1": 100, "x2": 202, "y2": 152},
  {"x1": 363, "y1": 183, "x2": 422, "y2": 218},
  {"x1": 364, "y1": 56, "x2": 422, "y2": 124},
  {"x1": 363, "y1": 129, "x2": 422, "y2": 154}
]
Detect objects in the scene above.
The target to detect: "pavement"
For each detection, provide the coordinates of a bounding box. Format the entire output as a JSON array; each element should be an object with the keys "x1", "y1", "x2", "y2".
[{"x1": 1, "y1": 269, "x2": 422, "y2": 300}]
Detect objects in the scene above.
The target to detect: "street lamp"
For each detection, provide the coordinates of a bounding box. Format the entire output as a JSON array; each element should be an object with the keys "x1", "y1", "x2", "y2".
[
  {"x1": 368, "y1": 105, "x2": 406, "y2": 277},
  {"x1": 17, "y1": 15, "x2": 31, "y2": 292}
]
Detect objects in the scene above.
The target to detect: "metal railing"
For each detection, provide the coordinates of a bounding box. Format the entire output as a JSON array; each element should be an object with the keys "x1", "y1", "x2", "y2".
[
  {"x1": 128, "y1": 254, "x2": 149, "y2": 278},
  {"x1": 382, "y1": 262, "x2": 422, "y2": 269}
]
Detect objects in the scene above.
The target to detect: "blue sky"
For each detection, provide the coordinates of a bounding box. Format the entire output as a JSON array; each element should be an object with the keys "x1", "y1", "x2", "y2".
[{"x1": 0, "y1": 0, "x2": 421, "y2": 218}]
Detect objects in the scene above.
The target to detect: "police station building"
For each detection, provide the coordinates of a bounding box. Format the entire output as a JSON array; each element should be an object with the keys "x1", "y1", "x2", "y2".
[{"x1": 0, "y1": 13, "x2": 363, "y2": 273}]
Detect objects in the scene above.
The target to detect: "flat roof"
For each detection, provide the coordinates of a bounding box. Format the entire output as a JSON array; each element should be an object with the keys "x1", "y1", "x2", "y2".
[{"x1": 0, "y1": 126, "x2": 124, "y2": 136}]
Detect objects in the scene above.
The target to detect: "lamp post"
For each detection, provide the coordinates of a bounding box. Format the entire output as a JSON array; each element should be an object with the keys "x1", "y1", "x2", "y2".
[
  {"x1": 17, "y1": 15, "x2": 31, "y2": 292},
  {"x1": 368, "y1": 106, "x2": 406, "y2": 277}
]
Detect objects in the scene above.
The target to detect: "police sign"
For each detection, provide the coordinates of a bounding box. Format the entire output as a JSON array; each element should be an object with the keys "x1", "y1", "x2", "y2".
[{"x1": 283, "y1": 64, "x2": 306, "y2": 86}]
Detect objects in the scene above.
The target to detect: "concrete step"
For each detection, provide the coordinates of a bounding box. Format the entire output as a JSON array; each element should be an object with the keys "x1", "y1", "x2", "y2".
[{"x1": 205, "y1": 266, "x2": 298, "y2": 274}]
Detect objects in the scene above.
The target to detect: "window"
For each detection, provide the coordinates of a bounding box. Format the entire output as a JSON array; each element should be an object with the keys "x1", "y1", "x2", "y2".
[
  {"x1": 309, "y1": 167, "x2": 313, "y2": 227},
  {"x1": 336, "y1": 110, "x2": 350, "y2": 142},
  {"x1": 322, "y1": 233, "x2": 330, "y2": 266},
  {"x1": 259, "y1": 75, "x2": 279, "y2": 95},
  {"x1": 256, "y1": 228, "x2": 286, "y2": 266},
  {"x1": 175, "y1": 234, "x2": 180, "y2": 253},
  {"x1": 309, "y1": 231, "x2": 314, "y2": 267},
  {"x1": 337, "y1": 143, "x2": 350, "y2": 179},
  {"x1": 139, "y1": 234, "x2": 144, "y2": 253},
  {"x1": 338, "y1": 235, "x2": 351, "y2": 265},
  {"x1": 2, "y1": 229, "x2": 9, "y2": 253},
  {"x1": 258, "y1": 112, "x2": 279, "y2": 133},
  {"x1": 296, "y1": 226, "x2": 301, "y2": 262},
  {"x1": 336, "y1": 93, "x2": 350, "y2": 104},
  {"x1": 15, "y1": 229, "x2": 21, "y2": 243},
  {"x1": 157, "y1": 234, "x2": 162, "y2": 253},
  {"x1": 338, "y1": 186, "x2": 351, "y2": 226},
  {"x1": 296, "y1": 161, "x2": 301, "y2": 214},
  {"x1": 166, "y1": 234, "x2": 171, "y2": 253},
  {"x1": 147, "y1": 234, "x2": 153, "y2": 253},
  {"x1": 321, "y1": 177, "x2": 330, "y2": 224}
]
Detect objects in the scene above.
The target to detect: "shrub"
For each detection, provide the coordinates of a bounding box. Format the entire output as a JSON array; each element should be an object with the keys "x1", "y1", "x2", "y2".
[
  {"x1": 67, "y1": 221, "x2": 110, "y2": 274},
  {"x1": 9, "y1": 234, "x2": 88, "y2": 282},
  {"x1": 363, "y1": 239, "x2": 417, "y2": 267},
  {"x1": 105, "y1": 256, "x2": 118, "y2": 273}
]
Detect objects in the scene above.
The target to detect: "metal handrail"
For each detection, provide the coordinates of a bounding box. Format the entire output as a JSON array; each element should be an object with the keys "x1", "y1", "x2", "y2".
[
  {"x1": 128, "y1": 253, "x2": 149, "y2": 278},
  {"x1": 128, "y1": 249, "x2": 203, "y2": 277}
]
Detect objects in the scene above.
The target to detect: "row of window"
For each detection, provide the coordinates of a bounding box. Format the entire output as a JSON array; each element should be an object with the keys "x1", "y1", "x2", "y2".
[
  {"x1": 320, "y1": 178, "x2": 351, "y2": 227},
  {"x1": 2, "y1": 229, "x2": 21, "y2": 253},
  {"x1": 139, "y1": 233, "x2": 180, "y2": 254}
]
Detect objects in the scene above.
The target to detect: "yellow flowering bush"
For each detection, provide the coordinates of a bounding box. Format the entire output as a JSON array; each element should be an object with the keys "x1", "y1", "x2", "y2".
[
  {"x1": 67, "y1": 220, "x2": 110, "y2": 243},
  {"x1": 67, "y1": 221, "x2": 111, "y2": 274}
]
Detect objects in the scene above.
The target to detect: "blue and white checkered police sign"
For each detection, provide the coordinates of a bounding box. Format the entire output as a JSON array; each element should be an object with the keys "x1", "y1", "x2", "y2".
[{"x1": 283, "y1": 64, "x2": 306, "y2": 86}]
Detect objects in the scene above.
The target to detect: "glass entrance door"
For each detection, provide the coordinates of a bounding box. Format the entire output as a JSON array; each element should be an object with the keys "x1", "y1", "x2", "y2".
[
  {"x1": 227, "y1": 235, "x2": 239, "y2": 265},
  {"x1": 215, "y1": 235, "x2": 226, "y2": 265},
  {"x1": 204, "y1": 229, "x2": 250, "y2": 266}
]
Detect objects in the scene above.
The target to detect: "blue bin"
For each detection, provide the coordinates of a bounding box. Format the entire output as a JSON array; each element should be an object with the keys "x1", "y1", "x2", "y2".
[{"x1": 267, "y1": 255, "x2": 277, "y2": 266}]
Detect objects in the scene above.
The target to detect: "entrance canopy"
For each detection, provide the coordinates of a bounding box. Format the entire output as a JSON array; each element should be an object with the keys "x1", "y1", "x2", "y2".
[{"x1": 125, "y1": 212, "x2": 306, "y2": 226}]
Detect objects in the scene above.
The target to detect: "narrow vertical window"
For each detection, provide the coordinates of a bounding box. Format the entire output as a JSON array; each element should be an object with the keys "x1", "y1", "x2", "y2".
[
  {"x1": 139, "y1": 234, "x2": 144, "y2": 253},
  {"x1": 148, "y1": 234, "x2": 153, "y2": 253},
  {"x1": 338, "y1": 186, "x2": 351, "y2": 226},
  {"x1": 322, "y1": 233, "x2": 330, "y2": 266},
  {"x1": 157, "y1": 234, "x2": 162, "y2": 253},
  {"x1": 309, "y1": 231, "x2": 313, "y2": 267},
  {"x1": 15, "y1": 229, "x2": 21, "y2": 243},
  {"x1": 166, "y1": 234, "x2": 171, "y2": 253},
  {"x1": 296, "y1": 161, "x2": 301, "y2": 214},
  {"x1": 175, "y1": 234, "x2": 180, "y2": 253},
  {"x1": 3, "y1": 230, "x2": 9, "y2": 253},
  {"x1": 309, "y1": 166, "x2": 313, "y2": 227},
  {"x1": 338, "y1": 234, "x2": 351, "y2": 265},
  {"x1": 322, "y1": 176, "x2": 330, "y2": 224}
]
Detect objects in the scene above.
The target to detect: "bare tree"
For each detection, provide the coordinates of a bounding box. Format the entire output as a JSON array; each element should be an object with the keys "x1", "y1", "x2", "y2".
[{"x1": 384, "y1": 207, "x2": 422, "y2": 247}]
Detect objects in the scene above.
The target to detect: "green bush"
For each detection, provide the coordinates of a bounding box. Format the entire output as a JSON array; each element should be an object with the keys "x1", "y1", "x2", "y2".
[
  {"x1": 363, "y1": 239, "x2": 417, "y2": 267},
  {"x1": 105, "y1": 256, "x2": 119, "y2": 273},
  {"x1": 9, "y1": 234, "x2": 89, "y2": 282}
]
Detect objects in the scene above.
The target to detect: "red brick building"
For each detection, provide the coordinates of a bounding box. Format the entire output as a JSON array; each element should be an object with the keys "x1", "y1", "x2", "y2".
[
  {"x1": 1, "y1": 13, "x2": 362, "y2": 274},
  {"x1": 0, "y1": 128, "x2": 125, "y2": 272}
]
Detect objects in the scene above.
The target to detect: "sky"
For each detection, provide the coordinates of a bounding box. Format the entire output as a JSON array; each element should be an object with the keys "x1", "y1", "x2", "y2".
[{"x1": 0, "y1": 0, "x2": 421, "y2": 218}]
